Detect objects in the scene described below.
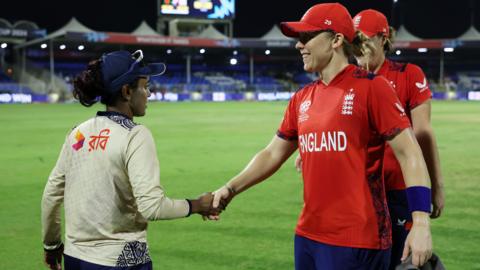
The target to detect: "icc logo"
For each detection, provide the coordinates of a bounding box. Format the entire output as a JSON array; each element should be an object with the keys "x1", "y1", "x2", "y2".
[{"x1": 300, "y1": 100, "x2": 311, "y2": 114}]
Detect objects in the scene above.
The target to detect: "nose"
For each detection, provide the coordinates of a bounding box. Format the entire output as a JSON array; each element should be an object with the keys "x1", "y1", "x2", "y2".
[
  {"x1": 295, "y1": 41, "x2": 304, "y2": 50},
  {"x1": 146, "y1": 87, "x2": 151, "y2": 98}
]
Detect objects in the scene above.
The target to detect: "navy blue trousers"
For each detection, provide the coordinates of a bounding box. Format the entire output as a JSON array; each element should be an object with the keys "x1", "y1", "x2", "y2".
[
  {"x1": 294, "y1": 235, "x2": 391, "y2": 270},
  {"x1": 387, "y1": 190, "x2": 412, "y2": 270},
  {"x1": 64, "y1": 254, "x2": 152, "y2": 270}
]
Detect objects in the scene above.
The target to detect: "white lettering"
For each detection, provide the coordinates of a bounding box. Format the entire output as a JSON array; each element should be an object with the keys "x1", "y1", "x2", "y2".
[
  {"x1": 328, "y1": 132, "x2": 336, "y2": 151},
  {"x1": 0, "y1": 94, "x2": 12, "y2": 103},
  {"x1": 320, "y1": 132, "x2": 328, "y2": 151},
  {"x1": 299, "y1": 131, "x2": 348, "y2": 153},
  {"x1": 299, "y1": 135, "x2": 306, "y2": 153},
  {"x1": 308, "y1": 133, "x2": 315, "y2": 152},
  {"x1": 338, "y1": 131, "x2": 347, "y2": 151}
]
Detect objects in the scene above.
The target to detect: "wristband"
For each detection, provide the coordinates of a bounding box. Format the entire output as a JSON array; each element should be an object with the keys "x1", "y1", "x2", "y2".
[
  {"x1": 405, "y1": 186, "x2": 431, "y2": 213},
  {"x1": 186, "y1": 199, "x2": 193, "y2": 217},
  {"x1": 44, "y1": 243, "x2": 64, "y2": 252}
]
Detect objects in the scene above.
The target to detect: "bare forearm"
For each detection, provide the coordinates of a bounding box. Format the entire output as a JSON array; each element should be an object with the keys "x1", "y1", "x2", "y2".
[
  {"x1": 389, "y1": 129, "x2": 431, "y2": 188},
  {"x1": 228, "y1": 148, "x2": 288, "y2": 194},
  {"x1": 397, "y1": 151, "x2": 430, "y2": 188},
  {"x1": 415, "y1": 128, "x2": 443, "y2": 189}
]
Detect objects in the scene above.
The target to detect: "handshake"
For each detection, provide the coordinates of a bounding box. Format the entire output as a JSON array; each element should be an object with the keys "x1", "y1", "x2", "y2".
[{"x1": 189, "y1": 185, "x2": 236, "y2": 220}]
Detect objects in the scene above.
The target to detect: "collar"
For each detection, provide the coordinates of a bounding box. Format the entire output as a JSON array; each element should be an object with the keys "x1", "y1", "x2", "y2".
[
  {"x1": 96, "y1": 111, "x2": 132, "y2": 120},
  {"x1": 320, "y1": 64, "x2": 355, "y2": 87},
  {"x1": 376, "y1": 59, "x2": 390, "y2": 76}
]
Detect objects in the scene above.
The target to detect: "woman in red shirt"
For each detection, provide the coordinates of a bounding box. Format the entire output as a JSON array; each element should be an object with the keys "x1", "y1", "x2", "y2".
[{"x1": 210, "y1": 3, "x2": 433, "y2": 270}]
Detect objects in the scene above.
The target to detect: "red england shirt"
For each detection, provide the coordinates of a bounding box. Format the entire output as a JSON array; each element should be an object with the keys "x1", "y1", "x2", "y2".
[
  {"x1": 377, "y1": 59, "x2": 432, "y2": 191},
  {"x1": 277, "y1": 64, "x2": 410, "y2": 249}
]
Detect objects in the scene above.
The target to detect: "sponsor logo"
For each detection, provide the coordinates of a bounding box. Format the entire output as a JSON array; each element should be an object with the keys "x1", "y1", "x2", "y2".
[
  {"x1": 299, "y1": 131, "x2": 347, "y2": 153},
  {"x1": 72, "y1": 130, "x2": 85, "y2": 151},
  {"x1": 415, "y1": 78, "x2": 428, "y2": 92},
  {"x1": 324, "y1": 19, "x2": 332, "y2": 25},
  {"x1": 341, "y1": 89, "x2": 355, "y2": 115},
  {"x1": 88, "y1": 129, "x2": 111, "y2": 152},
  {"x1": 396, "y1": 219, "x2": 407, "y2": 226}
]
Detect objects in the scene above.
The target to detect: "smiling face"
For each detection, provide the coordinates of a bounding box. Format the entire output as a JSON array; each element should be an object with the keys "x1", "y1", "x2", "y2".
[
  {"x1": 295, "y1": 31, "x2": 336, "y2": 73},
  {"x1": 129, "y1": 76, "x2": 151, "y2": 117}
]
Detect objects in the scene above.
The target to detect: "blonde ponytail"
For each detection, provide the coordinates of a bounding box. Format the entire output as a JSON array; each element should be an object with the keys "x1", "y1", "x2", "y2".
[
  {"x1": 383, "y1": 26, "x2": 396, "y2": 54},
  {"x1": 343, "y1": 31, "x2": 374, "y2": 58}
]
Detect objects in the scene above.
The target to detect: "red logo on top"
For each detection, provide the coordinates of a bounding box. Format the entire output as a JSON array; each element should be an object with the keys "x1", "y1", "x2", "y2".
[{"x1": 88, "y1": 129, "x2": 110, "y2": 152}]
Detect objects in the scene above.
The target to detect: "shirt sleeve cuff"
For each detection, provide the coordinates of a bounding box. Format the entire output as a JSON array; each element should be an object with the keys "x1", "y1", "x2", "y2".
[
  {"x1": 383, "y1": 124, "x2": 410, "y2": 141},
  {"x1": 186, "y1": 199, "x2": 193, "y2": 217},
  {"x1": 276, "y1": 130, "x2": 298, "y2": 141}
]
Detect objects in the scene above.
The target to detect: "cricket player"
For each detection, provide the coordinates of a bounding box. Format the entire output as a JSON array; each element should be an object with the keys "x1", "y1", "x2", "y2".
[
  {"x1": 293, "y1": 9, "x2": 445, "y2": 269},
  {"x1": 209, "y1": 3, "x2": 433, "y2": 270},
  {"x1": 41, "y1": 50, "x2": 221, "y2": 270},
  {"x1": 352, "y1": 10, "x2": 445, "y2": 269}
]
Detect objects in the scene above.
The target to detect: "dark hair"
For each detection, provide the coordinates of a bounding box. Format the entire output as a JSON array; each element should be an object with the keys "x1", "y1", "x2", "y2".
[{"x1": 73, "y1": 59, "x2": 139, "y2": 107}]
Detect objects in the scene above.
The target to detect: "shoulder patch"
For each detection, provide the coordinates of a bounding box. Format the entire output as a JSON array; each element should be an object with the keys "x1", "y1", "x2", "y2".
[
  {"x1": 389, "y1": 61, "x2": 408, "y2": 72},
  {"x1": 353, "y1": 67, "x2": 376, "y2": 80}
]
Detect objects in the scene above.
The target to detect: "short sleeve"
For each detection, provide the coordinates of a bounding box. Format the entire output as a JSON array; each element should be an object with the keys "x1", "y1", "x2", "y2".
[
  {"x1": 277, "y1": 93, "x2": 299, "y2": 141},
  {"x1": 368, "y1": 76, "x2": 411, "y2": 140},
  {"x1": 406, "y1": 64, "x2": 432, "y2": 109}
]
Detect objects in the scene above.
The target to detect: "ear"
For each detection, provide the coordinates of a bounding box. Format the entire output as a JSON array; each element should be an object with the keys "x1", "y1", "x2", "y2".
[
  {"x1": 331, "y1": 33, "x2": 345, "y2": 49},
  {"x1": 120, "y1": 85, "x2": 132, "y2": 101}
]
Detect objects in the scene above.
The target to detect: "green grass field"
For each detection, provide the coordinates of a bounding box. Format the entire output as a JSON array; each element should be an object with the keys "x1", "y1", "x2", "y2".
[{"x1": 0, "y1": 101, "x2": 479, "y2": 269}]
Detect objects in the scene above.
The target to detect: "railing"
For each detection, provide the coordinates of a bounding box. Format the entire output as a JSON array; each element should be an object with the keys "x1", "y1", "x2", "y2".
[{"x1": 152, "y1": 83, "x2": 299, "y2": 93}]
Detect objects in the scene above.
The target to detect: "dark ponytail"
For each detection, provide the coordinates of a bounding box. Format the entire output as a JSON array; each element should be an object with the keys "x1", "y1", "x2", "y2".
[
  {"x1": 73, "y1": 59, "x2": 126, "y2": 107},
  {"x1": 73, "y1": 60, "x2": 105, "y2": 107}
]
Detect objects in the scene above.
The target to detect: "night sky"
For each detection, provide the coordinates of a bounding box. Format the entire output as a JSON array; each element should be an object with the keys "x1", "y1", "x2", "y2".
[{"x1": 1, "y1": 0, "x2": 478, "y2": 39}]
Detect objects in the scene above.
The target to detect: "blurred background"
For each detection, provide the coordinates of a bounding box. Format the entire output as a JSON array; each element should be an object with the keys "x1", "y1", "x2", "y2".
[
  {"x1": 0, "y1": 0, "x2": 480, "y2": 103},
  {"x1": 0, "y1": 1, "x2": 479, "y2": 269}
]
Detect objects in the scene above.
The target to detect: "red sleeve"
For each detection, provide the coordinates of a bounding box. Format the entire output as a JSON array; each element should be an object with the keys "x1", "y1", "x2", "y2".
[
  {"x1": 277, "y1": 93, "x2": 298, "y2": 141},
  {"x1": 406, "y1": 64, "x2": 432, "y2": 109},
  {"x1": 368, "y1": 76, "x2": 411, "y2": 140}
]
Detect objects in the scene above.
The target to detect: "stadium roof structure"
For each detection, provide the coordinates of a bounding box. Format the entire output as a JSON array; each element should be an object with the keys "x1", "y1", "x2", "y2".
[
  {"x1": 458, "y1": 25, "x2": 480, "y2": 41},
  {"x1": 131, "y1": 21, "x2": 162, "y2": 36},
  {"x1": 395, "y1": 25, "x2": 422, "y2": 42},
  {"x1": 15, "y1": 17, "x2": 93, "y2": 49},
  {"x1": 196, "y1": 25, "x2": 228, "y2": 39},
  {"x1": 260, "y1": 25, "x2": 291, "y2": 41},
  {"x1": 0, "y1": 18, "x2": 12, "y2": 28}
]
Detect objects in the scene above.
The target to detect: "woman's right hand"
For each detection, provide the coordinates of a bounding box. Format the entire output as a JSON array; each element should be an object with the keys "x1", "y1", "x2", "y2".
[
  {"x1": 191, "y1": 193, "x2": 223, "y2": 216},
  {"x1": 402, "y1": 212, "x2": 432, "y2": 267}
]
